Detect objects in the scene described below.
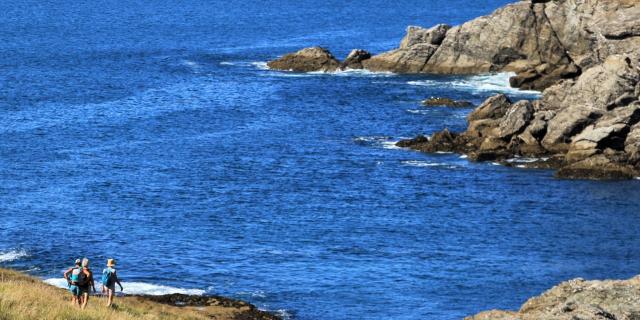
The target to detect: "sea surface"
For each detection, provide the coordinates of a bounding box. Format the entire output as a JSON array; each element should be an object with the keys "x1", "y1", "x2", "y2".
[{"x1": 2, "y1": 1, "x2": 640, "y2": 319}]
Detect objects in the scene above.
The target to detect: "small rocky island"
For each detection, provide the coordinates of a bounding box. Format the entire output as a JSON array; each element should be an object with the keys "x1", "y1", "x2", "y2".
[{"x1": 268, "y1": 0, "x2": 640, "y2": 180}]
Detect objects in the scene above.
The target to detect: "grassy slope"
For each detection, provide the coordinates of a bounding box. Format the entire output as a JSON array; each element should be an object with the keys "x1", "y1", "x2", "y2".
[{"x1": 0, "y1": 268, "x2": 275, "y2": 320}]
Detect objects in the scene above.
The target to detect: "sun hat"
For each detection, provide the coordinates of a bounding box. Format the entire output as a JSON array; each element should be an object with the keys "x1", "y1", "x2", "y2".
[
  {"x1": 74, "y1": 259, "x2": 81, "y2": 265},
  {"x1": 107, "y1": 259, "x2": 116, "y2": 267}
]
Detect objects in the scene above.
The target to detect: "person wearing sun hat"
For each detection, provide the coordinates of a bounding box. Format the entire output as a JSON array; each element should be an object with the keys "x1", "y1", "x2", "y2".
[{"x1": 100, "y1": 258, "x2": 123, "y2": 307}]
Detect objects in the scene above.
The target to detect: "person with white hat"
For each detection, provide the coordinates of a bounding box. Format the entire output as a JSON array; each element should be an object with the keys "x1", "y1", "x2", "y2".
[
  {"x1": 101, "y1": 258, "x2": 123, "y2": 307},
  {"x1": 63, "y1": 259, "x2": 83, "y2": 307}
]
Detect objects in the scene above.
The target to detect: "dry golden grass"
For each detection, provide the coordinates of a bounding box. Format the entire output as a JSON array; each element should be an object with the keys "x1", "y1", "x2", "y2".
[{"x1": 0, "y1": 268, "x2": 257, "y2": 320}]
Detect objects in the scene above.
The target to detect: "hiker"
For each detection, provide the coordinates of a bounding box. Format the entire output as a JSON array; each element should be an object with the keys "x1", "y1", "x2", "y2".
[
  {"x1": 79, "y1": 257, "x2": 96, "y2": 309},
  {"x1": 63, "y1": 259, "x2": 83, "y2": 307},
  {"x1": 101, "y1": 258, "x2": 123, "y2": 307}
]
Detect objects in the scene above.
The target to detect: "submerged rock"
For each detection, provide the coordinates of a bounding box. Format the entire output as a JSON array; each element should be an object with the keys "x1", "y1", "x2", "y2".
[
  {"x1": 466, "y1": 275, "x2": 640, "y2": 320},
  {"x1": 421, "y1": 97, "x2": 472, "y2": 108},
  {"x1": 267, "y1": 46, "x2": 341, "y2": 72}
]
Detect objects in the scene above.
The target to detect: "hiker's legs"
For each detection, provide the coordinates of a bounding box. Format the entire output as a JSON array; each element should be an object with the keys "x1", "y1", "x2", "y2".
[
  {"x1": 106, "y1": 287, "x2": 114, "y2": 307},
  {"x1": 81, "y1": 291, "x2": 89, "y2": 309},
  {"x1": 69, "y1": 286, "x2": 80, "y2": 307}
]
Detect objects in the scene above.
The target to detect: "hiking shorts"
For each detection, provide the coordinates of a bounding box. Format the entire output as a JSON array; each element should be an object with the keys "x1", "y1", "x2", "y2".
[
  {"x1": 79, "y1": 285, "x2": 90, "y2": 295},
  {"x1": 69, "y1": 285, "x2": 81, "y2": 297},
  {"x1": 105, "y1": 282, "x2": 116, "y2": 291}
]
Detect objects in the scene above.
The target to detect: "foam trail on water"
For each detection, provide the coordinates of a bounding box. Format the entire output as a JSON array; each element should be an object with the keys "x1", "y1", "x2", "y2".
[
  {"x1": 401, "y1": 160, "x2": 457, "y2": 168},
  {"x1": 44, "y1": 278, "x2": 205, "y2": 296},
  {"x1": 0, "y1": 250, "x2": 29, "y2": 262},
  {"x1": 408, "y1": 72, "x2": 541, "y2": 96}
]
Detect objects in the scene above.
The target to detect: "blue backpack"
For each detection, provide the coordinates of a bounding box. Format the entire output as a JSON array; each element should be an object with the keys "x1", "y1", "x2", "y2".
[{"x1": 101, "y1": 268, "x2": 115, "y2": 286}]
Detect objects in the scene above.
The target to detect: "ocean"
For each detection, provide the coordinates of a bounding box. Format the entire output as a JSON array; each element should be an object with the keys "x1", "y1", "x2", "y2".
[{"x1": 2, "y1": 1, "x2": 640, "y2": 319}]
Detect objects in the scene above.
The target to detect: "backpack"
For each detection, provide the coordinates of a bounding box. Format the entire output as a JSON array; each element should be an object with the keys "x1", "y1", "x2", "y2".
[
  {"x1": 77, "y1": 268, "x2": 89, "y2": 286},
  {"x1": 101, "y1": 268, "x2": 115, "y2": 286}
]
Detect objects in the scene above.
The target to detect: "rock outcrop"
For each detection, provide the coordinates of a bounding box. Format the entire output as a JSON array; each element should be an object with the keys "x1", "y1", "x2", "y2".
[
  {"x1": 466, "y1": 275, "x2": 640, "y2": 320},
  {"x1": 267, "y1": 47, "x2": 372, "y2": 72},
  {"x1": 342, "y1": 49, "x2": 372, "y2": 69},
  {"x1": 359, "y1": 0, "x2": 638, "y2": 90},
  {"x1": 267, "y1": 46, "x2": 342, "y2": 72},
  {"x1": 399, "y1": 53, "x2": 640, "y2": 179}
]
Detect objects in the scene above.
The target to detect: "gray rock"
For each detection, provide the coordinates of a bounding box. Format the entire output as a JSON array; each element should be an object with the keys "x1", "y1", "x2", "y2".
[
  {"x1": 399, "y1": 24, "x2": 450, "y2": 48},
  {"x1": 467, "y1": 94, "x2": 512, "y2": 122},
  {"x1": 341, "y1": 49, "x2": 371, "y2": 70},
  {"x1": 498, "y1": 100, "x2": 534, "y2": 139}
]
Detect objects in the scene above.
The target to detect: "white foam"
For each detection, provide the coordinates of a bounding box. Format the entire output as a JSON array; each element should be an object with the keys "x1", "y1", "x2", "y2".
[
  {"x1": 459, "y1": 154, "x2": 468, "y2": 159},
  {"x1": 505, "y1": 157, "x2": 549, "y2": 163},
  {"x1": 406, "y1": 109, "x2": 428, "y2": 114},
  {"x1": 44, "y1": 278, "x2": 205, "y2": 296},
  {"x1": 308, "y1": 68, "x2": 395, "y2": 77},
  {"x1": 237, "y1": 290, "x2": 267, "y2": 298},
  {"x1": 491, "y1": 162, "x2": 501, "y2": 166},
  {"x1": 381, "y1": 141, "x2": 402, "y2": 150},
  {"x1": 408, "y1": 72, "x2": 541, "y2": 96},
  {"x1": 354, "y1": 136, "x2": 404, "y2": 150},
  {"x1": 273, "y1": 309, "x2": 293, "y2": 320},
  {"x1": 0, "y1": 250, "x2": 29, "y2": 262},
  {"x1": 401, "y1": 160, "x2": 456, "y2": 168},
  {"x1": 219, "y1": 61, "x2": 235, "y2": 66},
  {"x1": 251, "y1": 62, "x2": 269, "y2": 70},
  {"x1": 182, "y1": 60, "x2": 198, "y2": 67}
]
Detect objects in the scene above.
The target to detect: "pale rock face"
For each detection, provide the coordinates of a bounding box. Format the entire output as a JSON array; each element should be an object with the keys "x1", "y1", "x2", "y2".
[
  {"x1": 466, "y1": 275, "x2": 640, "y2": 320},
  {"x1": 399, "y1": 24, "x2": 450, "y2": 48},
  {"x1": 498, "y1": 100, "x2": 534, "y2": 139},
  {"x1": 363, "y1": 24, "x2": 450, "y2": 73}
]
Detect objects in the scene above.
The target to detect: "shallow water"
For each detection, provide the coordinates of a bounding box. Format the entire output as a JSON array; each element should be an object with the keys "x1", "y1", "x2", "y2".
[{"x1": 2, "y1": 1, "x2": 640, "y2": 319}]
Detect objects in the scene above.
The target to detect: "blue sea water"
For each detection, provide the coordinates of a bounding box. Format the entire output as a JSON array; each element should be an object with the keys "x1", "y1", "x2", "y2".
[{"x1": 2, "y1": 0, "x2": 640, "y2": 319}]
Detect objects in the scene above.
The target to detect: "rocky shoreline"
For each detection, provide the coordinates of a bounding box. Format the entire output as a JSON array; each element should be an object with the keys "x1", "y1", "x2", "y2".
[
  {"x1": 466, "y1": 275, "x2": 640, "y2": 320},
  {"x1": 137, "y1": 293, "x2": 281, "y2": 320},
  {"x1": 267, "y1": 0, "x2": 640, "y2": 180}
]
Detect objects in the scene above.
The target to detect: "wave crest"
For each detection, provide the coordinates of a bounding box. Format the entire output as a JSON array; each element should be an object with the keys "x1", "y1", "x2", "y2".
[{"x1": 44, "y1": 278, "x2": 205, "y2": 296}]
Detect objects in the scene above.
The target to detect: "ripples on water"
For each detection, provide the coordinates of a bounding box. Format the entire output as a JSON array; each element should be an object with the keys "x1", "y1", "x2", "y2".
[{"x1": 1, "y1": 1, "x2": 640, "y2": 319}]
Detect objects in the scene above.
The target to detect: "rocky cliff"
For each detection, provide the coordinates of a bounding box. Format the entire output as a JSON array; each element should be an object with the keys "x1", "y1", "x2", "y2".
[
  {"x1": 466, "y1": 276, "x2": 640, "y2": 320},
  {"x1": 267, "y1": 0, "x2": 640, "y2": 180},
  {"x1": 399, "y1": 52, "x2": 640, "y2": 179}
]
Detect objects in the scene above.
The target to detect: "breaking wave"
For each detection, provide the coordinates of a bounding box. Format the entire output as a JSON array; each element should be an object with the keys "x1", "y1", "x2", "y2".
[
  {"x1": 44, "y1": 278, "x2": 205, "y2": 296},
  {"x1": 0, "y1": 250, "x2": 29, "y2": 263},
  {"x1": 407, "y1": 72, "x2": 542, "y2": 96}
]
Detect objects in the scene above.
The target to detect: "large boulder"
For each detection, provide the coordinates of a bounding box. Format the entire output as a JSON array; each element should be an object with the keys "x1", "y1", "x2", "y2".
[
  {"x1": 467, "y1": 94, "x2": 512, "y2": 122},
  {"x1": 498, "y1": 100, "x2": 534, "y2": 139},
  {"x1": 466, "y1": 276, "x2": 640, "y2": 319},
  {"x1": 363, "y1": 24, "x2": 450, "y2": 73},
  {"x1": 566, "y1": 104, "x2": 640, "y2": 162},
  {"x1": 267, "y1": 47, "x2": 341, "y2": 72}
]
